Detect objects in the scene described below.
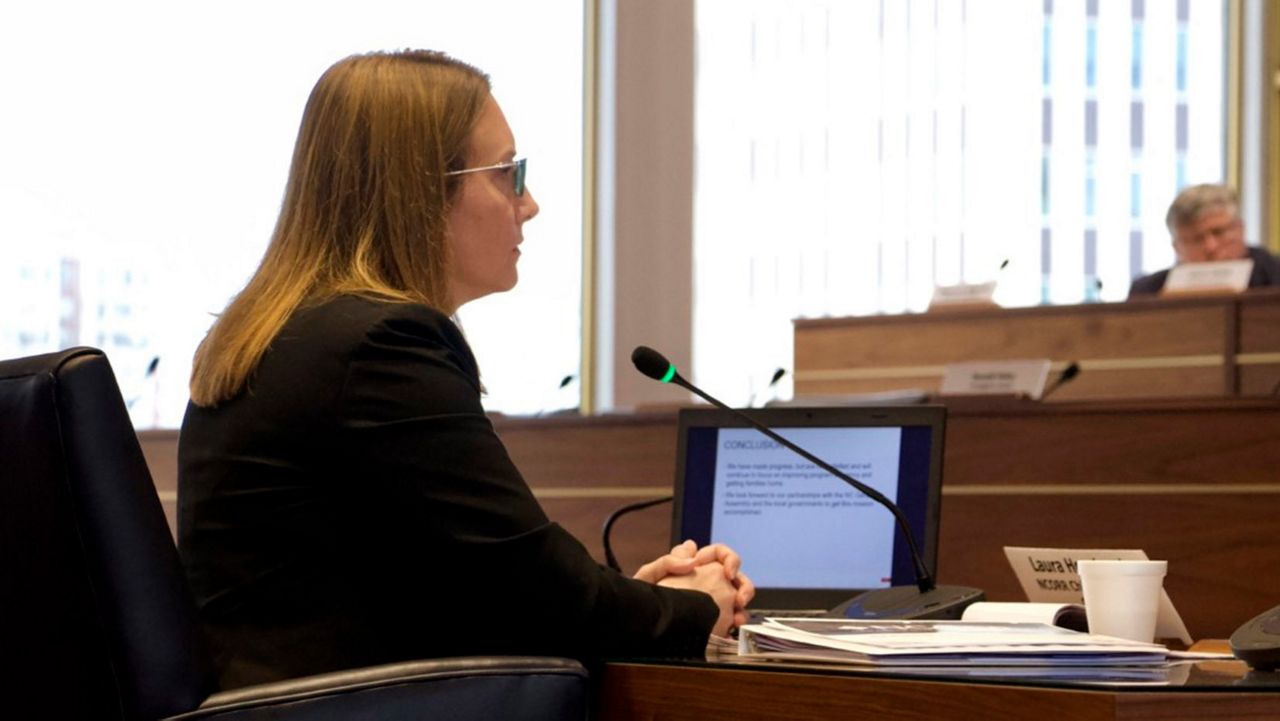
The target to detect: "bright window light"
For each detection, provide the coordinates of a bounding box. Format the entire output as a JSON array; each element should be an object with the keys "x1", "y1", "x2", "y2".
[{"x1": 0, "y1": 1, "x2": 585, "y2": 426}]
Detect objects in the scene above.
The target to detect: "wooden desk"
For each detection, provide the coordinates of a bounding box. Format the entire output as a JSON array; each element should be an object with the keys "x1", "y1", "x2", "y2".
[
  {"x1": 493, "y1": 398, "x2": 1280, "y2": 640},
  {"x1": 793, "y1": 290, "x2": 1280, "y2": 400},
  {"x1": 597, "y1": 658, "x2": 1280, "y2": 720}
]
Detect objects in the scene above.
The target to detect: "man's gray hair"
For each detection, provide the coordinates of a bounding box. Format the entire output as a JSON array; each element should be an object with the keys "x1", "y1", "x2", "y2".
[{"x1": 1166, "y1": 183, "x2": 1239, "y2": 233}]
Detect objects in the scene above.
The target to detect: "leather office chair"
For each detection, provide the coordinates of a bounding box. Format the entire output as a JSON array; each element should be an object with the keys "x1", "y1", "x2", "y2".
[{"x1": 0, "y1": 347, "x2": 587, "y2": 720}]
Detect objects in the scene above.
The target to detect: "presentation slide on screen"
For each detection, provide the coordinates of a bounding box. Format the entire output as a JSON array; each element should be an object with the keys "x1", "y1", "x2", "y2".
[{"x1": 710, "y1": 427, "x2": 902, "y2": 589}]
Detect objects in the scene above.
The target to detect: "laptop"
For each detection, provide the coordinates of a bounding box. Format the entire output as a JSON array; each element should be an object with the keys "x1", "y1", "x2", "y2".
[{"x1": 670, "y1": 405, "x2": 946, "y2": 614}]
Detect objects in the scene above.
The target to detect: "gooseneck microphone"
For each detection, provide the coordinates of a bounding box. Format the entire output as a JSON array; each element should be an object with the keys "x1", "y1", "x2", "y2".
[
  {"x1": 634, "y1": 348, "x2": 932, "y2": 591},
  {"x1": 631, "y1": 345, "x2": 983, "y2": 620},
  {"x1": 1040, "y1": 362, "x2": 1081, "y2": 401},
  {"x1": 126, "y1": 356, "x2": 162, "y2": 409},
  {"x1": 747, "y1": 367, "x2": 787, "y2": 408}
]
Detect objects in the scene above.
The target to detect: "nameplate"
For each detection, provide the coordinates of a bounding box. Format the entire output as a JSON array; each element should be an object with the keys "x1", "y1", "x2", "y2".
[
  {"x1": 928, "y1": 281, "x2": 998, "y2": 310},
  {"x1": 939, "y1": 359, "x2": 1050, "y2": 399},
  {"x1": 1003, "y1": 546, "x2": 1192, "y2": 644},
  {"x1": 1162, "y1": 258, "x2": 1253, "y2": 296}
]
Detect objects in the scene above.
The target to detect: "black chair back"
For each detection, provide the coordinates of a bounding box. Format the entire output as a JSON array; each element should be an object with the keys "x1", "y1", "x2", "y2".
[{"x1": 0, "y1": 348, "x2": 218, "y2": 720}]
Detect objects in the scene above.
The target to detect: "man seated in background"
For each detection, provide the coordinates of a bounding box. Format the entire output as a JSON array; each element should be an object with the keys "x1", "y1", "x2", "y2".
[{"x1": 1128, "y1": 183, "x2": 1280, "y2": 297}]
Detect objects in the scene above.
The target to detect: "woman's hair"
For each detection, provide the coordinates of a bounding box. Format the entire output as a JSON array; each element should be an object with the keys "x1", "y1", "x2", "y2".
[{"x1": 190, "y1": 50, "x2": 490, "y2": 406}]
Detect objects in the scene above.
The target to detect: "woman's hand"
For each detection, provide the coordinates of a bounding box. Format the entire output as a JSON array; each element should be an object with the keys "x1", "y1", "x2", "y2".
[
  {"x1": 635, "y1": 540, "x2": 755, "y2": 631},
  {"x1": 657, "y1": 562, "x2": 738, "y2": 637},
  {"x1": 688, "y1": 543, "x2": 755, "y2": 628},
  {"x1": 632, "y1": 540, "x2": 700, "y2": 584}
]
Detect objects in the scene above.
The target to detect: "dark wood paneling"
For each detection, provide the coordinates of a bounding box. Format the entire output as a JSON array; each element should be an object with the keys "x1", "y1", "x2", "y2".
[
  {"x1": 539, "y1": 497, "x2": 673, "y2": 577},
  {"x1": 792, "y1": 295, "x2": 1280, "y2": 400},
  {"x1": 139, "y1": 429, "x2": 179, "y2": 536},
  {"x1": 937, "y1": 494, "x2": 1280, "y2": 639},
  {"x1": 139, "y1": 429, "x2": 179, "y2": 494},
  {"x1": 1237, "y1": 291, "x2": 1280, "y2": 396},
  {"x1": 943, "y1": 400, "x2": 1280, "y2": 487},
  {"x1": 798, "y1": 366, "x2": 1227, "y2": 401},
  {"x1": 938, "y1": 400, "x2": 1280, "y2": 638},
  {"x1": 1239, "y1": 290, "x2": 1280, "y2": 353},
  {"x1": 796, "y1": 299, "x2": 1228, "y2": 367},
  {"x1": 497, "y1": 413, "x2": 679, "y2": 576},
  {"x1": 1240, "y1": 365, "x2": 1280, "y2": 396},
  {"x1": 494, "y1": 412, "x2": 676, "y2": 488}
]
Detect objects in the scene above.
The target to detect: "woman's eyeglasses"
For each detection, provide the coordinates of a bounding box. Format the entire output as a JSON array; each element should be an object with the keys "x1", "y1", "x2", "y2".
[{"x1": 444, "y1": 157, "x2": 527, "y2": 197}]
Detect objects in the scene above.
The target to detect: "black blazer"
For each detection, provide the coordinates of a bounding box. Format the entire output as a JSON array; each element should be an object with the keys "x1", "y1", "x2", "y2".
[
  {"x1": 178, "y1": 296, "x2": 716, "y2": 689},
  {"x1": 1128, "y1": 246, "x2": 1280, "y2": 297}
]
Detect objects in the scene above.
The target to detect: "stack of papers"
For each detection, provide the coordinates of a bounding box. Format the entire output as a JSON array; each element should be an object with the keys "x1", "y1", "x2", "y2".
[{"x1": 738, "y1": 618, "x2": 1176, "y2": 666}]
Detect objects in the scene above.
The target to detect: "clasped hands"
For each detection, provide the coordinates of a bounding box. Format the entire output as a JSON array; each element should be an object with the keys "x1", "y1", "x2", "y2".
[{"x1": 635, "y1": 539, "x2": 755, "y2": 637}]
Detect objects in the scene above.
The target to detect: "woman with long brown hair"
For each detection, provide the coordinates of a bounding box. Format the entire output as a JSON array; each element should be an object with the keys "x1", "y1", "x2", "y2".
[{"x1": 179, "y1": 49, "x2": 751, "y2": 689}]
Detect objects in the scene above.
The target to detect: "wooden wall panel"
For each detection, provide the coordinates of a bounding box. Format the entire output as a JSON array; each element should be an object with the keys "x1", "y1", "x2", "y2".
[
  {"x1": 1237, "y1": 291, "x2": 1280, "y2": 395},
  {"x1": 139, "y1": 429, "x2": 179, "y2": 536},
  {"x1": 792, "y1": 296, "x2": 1266, "y2": 400},
  {"x1": 943, "y1": 400, "x2": 1280, "y2": 487},
  {"x1": 1239, "y1": 290, "x2": 1280, "y2": 352},
  {"x1": 798, "y1": 366, "x2": 1226, "y2": 401},
  {"x1": 494, "y1": 413, "x2": 675, "y2": 489},
  {"x1": 539, "y1": 497, "x2": 674, "y2": 577},
  {"x1": 796, "y1": 301, "x2": 1228, "y2": 366},
  {"x1": 498, "y1": 413, "x2": 678, "y2": 576},
  {"x1": 1239, "y1": 366, "x2": 1280, "y2": 395},
  {"x1": 937, "y1": 493, "x2": 1280, "y2": 640}
]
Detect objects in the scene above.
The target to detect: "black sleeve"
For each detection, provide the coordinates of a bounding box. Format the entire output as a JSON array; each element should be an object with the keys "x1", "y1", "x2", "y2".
[
  {"x1": 336, "y1": 304, "x2": 718, "y2": 661},
  {"x1": 1127, "y1": 270, "x2": 1167, "y2": 298},
  {"x1": 1249, "y1": 247, "x2": 1280, "y2": 288}
]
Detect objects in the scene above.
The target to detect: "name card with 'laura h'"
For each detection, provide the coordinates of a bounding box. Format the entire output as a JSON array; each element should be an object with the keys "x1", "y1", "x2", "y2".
[
  {"x1": 1002, "y1": 546, "x2": 1192, "y2": 644},
  {"x1": 939, "y1": 359, "x2": 1051, "y2": 399}
]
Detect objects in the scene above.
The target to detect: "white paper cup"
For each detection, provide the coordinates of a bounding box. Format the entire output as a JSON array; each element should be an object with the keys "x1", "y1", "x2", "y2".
[{"x1": 1077, "y1": 559, "x2": 1167, "y2": 643}]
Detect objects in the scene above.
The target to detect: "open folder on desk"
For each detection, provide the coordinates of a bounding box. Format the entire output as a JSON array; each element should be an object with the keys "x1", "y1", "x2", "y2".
[{"x1": 736, "y1": 618, "x2": 1217, "y2": 667}]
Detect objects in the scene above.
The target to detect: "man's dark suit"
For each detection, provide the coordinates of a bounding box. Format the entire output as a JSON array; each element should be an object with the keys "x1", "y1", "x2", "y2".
[
  {"x1": 1128, "y1": 246, "x2": 1280, "y2": 297},
  {"x1": 178, "y1": 296, "x2": 716, "y2": 689}
]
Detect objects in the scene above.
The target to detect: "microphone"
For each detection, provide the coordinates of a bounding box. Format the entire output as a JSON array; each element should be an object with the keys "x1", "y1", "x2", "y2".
[
  {"x1": 126, "y1": 356, "x2": 162, "y2": 409},
  {"x1": 631, "y1": 346, "x2": 983, "y2": 620},
  {"x1": 1040, "y1": 362, "x2": 1081, "y2": 401},
  {"x1": 747, "y1": 367, "x2": 787, "y2": 408},
  {"x1": 536, "y1": 374, "x2": 579, "y2": 417}
]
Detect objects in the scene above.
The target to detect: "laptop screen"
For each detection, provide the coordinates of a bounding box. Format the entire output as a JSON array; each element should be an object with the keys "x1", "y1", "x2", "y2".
[{"x1": 671, "y1": 405, "x2": 946, "y2": 610}]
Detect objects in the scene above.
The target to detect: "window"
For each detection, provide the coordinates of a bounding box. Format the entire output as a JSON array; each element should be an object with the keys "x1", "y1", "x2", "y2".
[
  {"x1": 0, "y1": 1, "x2": 585, "y2": 426},
  {"x1": 693, "y1": 0, "x2": 1226, "y2": 405}
]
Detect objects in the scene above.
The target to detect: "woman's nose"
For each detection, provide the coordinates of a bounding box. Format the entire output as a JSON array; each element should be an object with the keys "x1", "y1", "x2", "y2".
[{"x1": 520, "y1": 188, "x2": 540, "y2": 222}]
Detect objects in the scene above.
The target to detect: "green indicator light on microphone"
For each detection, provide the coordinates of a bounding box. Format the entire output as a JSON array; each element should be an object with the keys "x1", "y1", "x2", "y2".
[{"x1": 660, "y1": 365, "x2": 676, "y2": 383}]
